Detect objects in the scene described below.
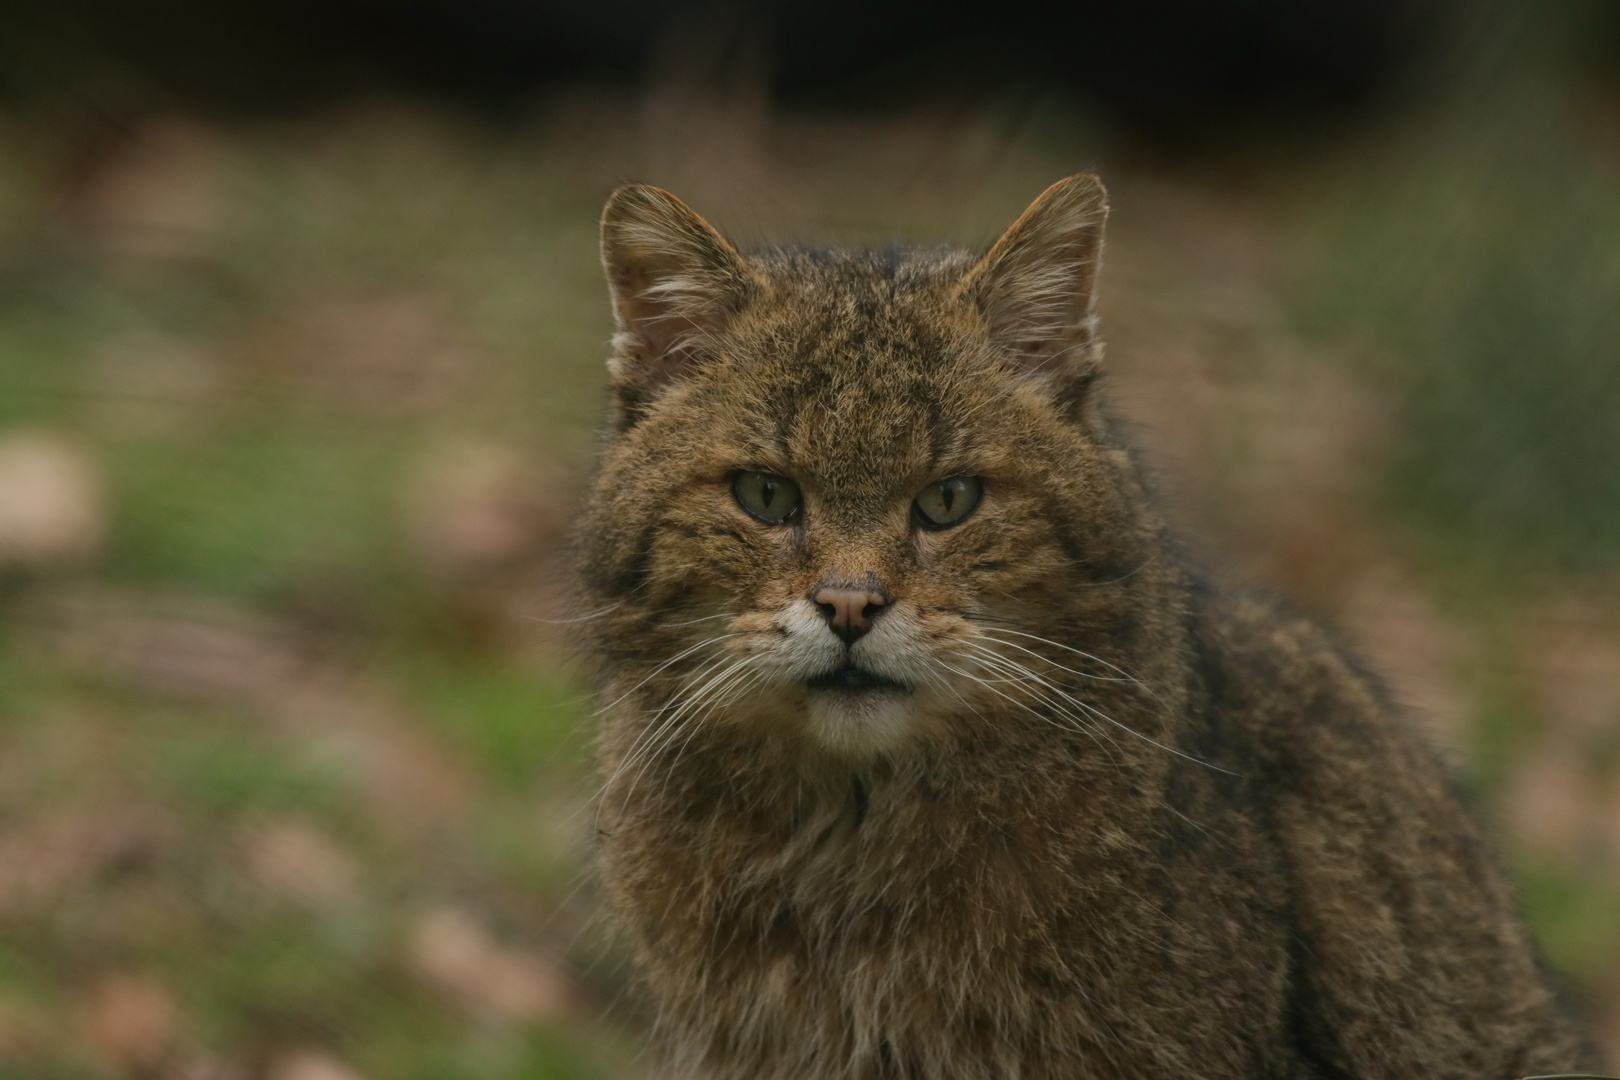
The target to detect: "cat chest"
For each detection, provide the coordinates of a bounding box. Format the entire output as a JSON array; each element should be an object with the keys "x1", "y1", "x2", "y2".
[{"x1": 612, "y1": 796, "x2": 1298, "y2": 1079}]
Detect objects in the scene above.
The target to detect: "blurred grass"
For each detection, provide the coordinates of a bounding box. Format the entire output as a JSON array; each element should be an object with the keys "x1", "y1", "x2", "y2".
[
  {"x1": 1294, "y1": 62, "x2": 1620, "y2": 584},
  {"x1": 0, "y1": 66, "x2": 1617, "y2": 1077}
]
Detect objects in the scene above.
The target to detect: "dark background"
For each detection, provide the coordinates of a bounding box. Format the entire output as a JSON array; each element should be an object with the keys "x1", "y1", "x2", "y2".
[{"x1": 0, "y1": 0, "x2": 1473, "y2": 135}]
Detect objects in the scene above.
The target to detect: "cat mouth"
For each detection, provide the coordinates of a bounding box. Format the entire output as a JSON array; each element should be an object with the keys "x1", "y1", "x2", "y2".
[{"x1": 807, "y1": 665, "x2": 907, "y2": 692}]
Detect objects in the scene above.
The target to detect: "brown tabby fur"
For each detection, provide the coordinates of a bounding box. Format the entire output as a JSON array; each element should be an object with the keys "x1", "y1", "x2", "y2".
[{"x1": 575, "y1": 176, "x2": 1599, "y2": 1080}]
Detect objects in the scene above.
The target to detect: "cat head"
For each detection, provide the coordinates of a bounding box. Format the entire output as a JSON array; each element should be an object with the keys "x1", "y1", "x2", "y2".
[{"x1": 580, "y1": 176, "x2": 1166, "y2": 758}]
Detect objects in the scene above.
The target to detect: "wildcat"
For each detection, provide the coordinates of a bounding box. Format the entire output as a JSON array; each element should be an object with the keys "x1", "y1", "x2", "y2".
[{"x1": 574, "y1": 175, "x2": 1599, "y2": 1080}]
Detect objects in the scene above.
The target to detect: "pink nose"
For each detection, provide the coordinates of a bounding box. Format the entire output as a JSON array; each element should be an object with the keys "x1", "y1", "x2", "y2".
[{"x1": 813, "y1": 587, "x2": 887, "y2": 643}]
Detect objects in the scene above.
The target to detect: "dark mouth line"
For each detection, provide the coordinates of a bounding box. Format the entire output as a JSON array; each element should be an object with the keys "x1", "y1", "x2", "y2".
[{"x1": 807, "y1": 665, "x2": 906, "y2": 692}]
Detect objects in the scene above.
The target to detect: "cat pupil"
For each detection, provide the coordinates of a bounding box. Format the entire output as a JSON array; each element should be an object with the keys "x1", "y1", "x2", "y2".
[
  {"x1": 941, "y1": 485, "x2": 955, "y2": 512},
  {"x1": 761, "y1": 481, "x2": 776, "y2": 508}
]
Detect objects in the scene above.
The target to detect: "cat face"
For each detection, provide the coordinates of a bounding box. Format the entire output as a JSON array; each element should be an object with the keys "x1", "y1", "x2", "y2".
[{"x1": 580, "y1": 178, "x2": 1156, "y2": 757}]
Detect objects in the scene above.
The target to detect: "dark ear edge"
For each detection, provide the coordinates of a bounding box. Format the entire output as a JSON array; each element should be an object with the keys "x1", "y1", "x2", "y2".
[
  {"x1": 957, "y1": 173, "x2": 1109, "y2": 402},
  {"x1": 599, "y1": 184, "x2": 759, "y2": 426}
]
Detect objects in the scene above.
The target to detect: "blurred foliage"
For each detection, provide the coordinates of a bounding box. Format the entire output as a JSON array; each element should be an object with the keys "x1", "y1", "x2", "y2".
[
  {"x1": 1295, "y1": 7, "x2": 1620, "y2": 581},
  {"x1": 0, "y1": 111, "x2": 628, "y2": 1079}
]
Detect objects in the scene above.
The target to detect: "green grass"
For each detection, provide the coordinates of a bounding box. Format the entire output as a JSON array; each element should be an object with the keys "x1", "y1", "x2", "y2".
[
  {"x1": 0, "y1": 110, "x2": 621, "y2": 1070},
  {"x1": 1513, "y1": 855, "x2": 1620, "y2": 1033},
  {"x1": 1293, "y1": 94, "x2": 1620, "y2": 580},
  {"x1": 401, "y1": 654, "x2": 594, "y2": 790},
  {"x1": 148, "y1": 718, "x2": 356, "y2": 817},
  {"x1": 104, "y1": 418, "x2": 418, "y2": 609}
]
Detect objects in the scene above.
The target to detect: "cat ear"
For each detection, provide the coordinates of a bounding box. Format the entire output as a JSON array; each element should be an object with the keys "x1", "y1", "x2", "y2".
[
  {"x1": 959, "y1": 174, "x2": 1109, "y2": 400},
  {"x1": 600, "y1": 184, "x2": 758, "y2": 420}
]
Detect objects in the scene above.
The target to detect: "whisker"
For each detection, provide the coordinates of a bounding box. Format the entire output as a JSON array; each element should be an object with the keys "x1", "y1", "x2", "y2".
[
  {"x1": 530, "y1": 601, "x2": 627, "y2": 625},
  {"x1": 972, "y1": 623, "x2": 1177, "y2": 716},
  {"x1": 622, "y1": 656, "x2": 758, "y2": 805},
  {"x1": 660, "y1": 612, "x2": 738, "y2": 627},
  {"x1": 956, "y1": 647, "x2": 1119, "y2": 746},
  {"x1": 623, "y1": 652, "x2": 751, "y2": 769},
  {"x1": 946, "y1": 658, "x2": 1129, "y2": 769},
  {"x1": 632, "y1": 649, "x2": 737, "y2": 723},
  {"x1": 653, "y1": 659, "x2": 767, "y2": 803},
  {"x1": 924, "y1": 655, "x2": 1036, "y2": 739},
  {"x1": 961, "y1": 645, "x2": 1128, "y2": 756},
  {"x1": 593, "y1": 633, "x2": 740, "y2": 715},
  {"x1": 971, "y1": 625, "x2": 1145, "y2": 685},
  {"x1": 971, "y1": 630, "x2": 1138, "y2": 684},
  {"x1": 939, "y1": 660, "x2": 1082, "y2": 736},
  {"x1": 592, "y1": 648, "x2": 740, "y2": 816},
  {"x1": 958, "y1": 641, "x2": 1229, "y2": 773}
]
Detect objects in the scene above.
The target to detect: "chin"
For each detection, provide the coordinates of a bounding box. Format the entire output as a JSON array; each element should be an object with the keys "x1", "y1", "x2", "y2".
[{"x1": 804, "y1": 686, "x2": 916, "y2": 755}]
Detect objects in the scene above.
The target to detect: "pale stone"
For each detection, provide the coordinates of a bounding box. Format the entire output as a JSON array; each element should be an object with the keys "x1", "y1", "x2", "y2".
[{"x1": 0, "y1": 432, "x2": 105, "y2": 568}]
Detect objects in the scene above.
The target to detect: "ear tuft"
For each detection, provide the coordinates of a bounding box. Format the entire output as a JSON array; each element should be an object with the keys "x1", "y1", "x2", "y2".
[
  {"x1": 599, "y1": 185, "x2": 757, "y2": 422},
  {"x1": 959, "y1": 174, "x2": 1109, "y2": 400}
]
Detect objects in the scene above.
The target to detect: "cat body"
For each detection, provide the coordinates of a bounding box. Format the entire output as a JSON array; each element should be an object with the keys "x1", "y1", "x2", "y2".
[{"x1": 576, "y1": 177, "x2": 1596, "y2": 1080}]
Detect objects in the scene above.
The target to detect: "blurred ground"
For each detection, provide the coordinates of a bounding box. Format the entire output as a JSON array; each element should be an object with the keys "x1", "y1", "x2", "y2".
[{"x1": 2, "y1": 45, "x2": 1619, "y2": 1080}]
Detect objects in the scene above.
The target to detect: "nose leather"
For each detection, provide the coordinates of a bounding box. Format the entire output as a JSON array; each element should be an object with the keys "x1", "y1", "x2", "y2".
[{"x1": 814, "y1": 587, "x2": 887, "y2": 643}]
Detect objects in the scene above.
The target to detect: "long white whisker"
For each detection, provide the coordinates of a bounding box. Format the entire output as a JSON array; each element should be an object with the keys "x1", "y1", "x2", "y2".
[
  {"x1": 659, "y1": 612, "x2": 738, "y2": 627},
  {"x1": 924, "y1": 655, "x2": 1011, "y2": 732},
  {"x1": 633, "y1": 649, "x2": 738, "y2": 723},
  {"x1": 945, "y1": 657, "x2": 1131, "y2": 770},
  {"x1": 622, "y1": 656, "x2": 758, "y2": 805},
  {"x1": 960, "y1": 645, "x2": 1124, "y2": 756},
  {"x1": 592, "y1": 648, "x2": 740, "y2": 820},
  {"x1": 965, "y1": 645, "x2": 1156, "y2": 754},
  {"x1": 972, "y1": 631, "x2": 1138, "y2": 684},
  {"x1": 653, "y1": 659, "x2": 767, "y2": 803},
  {"x1": 594, "y1": 633, "x2": 739, "y2": 716},
  {"x1": 958, "y1": 646, "x2": 1117, "y2": 741},
  {"x1": 972, "y1": 626, "x2": 1145, "y2": 685},
  {"x1": 958, "y1": 642, "x2": 1228, "y2": 773},
  {"x1": 939, "y1": 661, "x2": 1104, "y2": 750},
  {"x1": 973, "y1": 624, "x2": 1177, "y2": 716},
  {"x1": 529, "y1": 601, "x2": 627, "y2": 625}
]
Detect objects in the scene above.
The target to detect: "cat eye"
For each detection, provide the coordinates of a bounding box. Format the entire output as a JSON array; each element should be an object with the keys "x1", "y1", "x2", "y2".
[
  {"x1": 913, "y1": 475, "x2": 983, "y2": 529},
  {"x1": 732, "y1": 471, "x2": 803, "y2": 525}
]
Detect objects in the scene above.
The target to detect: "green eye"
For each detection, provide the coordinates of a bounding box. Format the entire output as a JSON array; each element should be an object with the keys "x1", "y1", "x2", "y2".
[
  {"x1": 732, "y1": 471, "x2": 803, "y2": 525},
  {"x1": 913, "y1": 475, "x2": 983, "y2": 529}
]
